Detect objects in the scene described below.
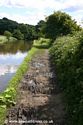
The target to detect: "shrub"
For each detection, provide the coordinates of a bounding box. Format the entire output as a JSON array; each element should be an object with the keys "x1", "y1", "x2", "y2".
[
  {"x1": 33, "y1": 38, "x2": 51, "y2": 48},
  {"x1": 4, "y1": 31, "x2": 12, "y2": 41},
  {"x1": 50, "y1": 32, "x2": 83, "y2": 125}
]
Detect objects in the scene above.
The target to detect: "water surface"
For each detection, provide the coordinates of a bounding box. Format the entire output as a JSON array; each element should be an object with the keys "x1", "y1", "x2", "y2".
[{"x1": 0, "y1": 40, "x2": 32, "y2": 92}]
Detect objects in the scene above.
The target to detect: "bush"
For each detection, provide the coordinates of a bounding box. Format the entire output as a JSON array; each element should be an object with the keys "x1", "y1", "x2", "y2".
[
  {"x1": 33, "y1": 38, "x2": 51, "y2": 48},
  {"x1": 4, "y1": 31, "x2": 12, "y2": 41},
  {"x1": 50, "y1": 32, "x2": 83, "y2": 125}
]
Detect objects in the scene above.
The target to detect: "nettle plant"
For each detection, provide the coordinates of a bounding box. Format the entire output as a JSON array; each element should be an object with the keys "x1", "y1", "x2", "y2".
[{"x1": 0, "y1": 88, "x2": 16, "y2": 107}]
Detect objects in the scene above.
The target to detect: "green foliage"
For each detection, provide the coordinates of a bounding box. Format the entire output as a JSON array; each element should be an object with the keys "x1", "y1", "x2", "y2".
[
  {"x1": 44, "y1": 11, "x2": 81, "y2": 39},
  {"x1": 0, "y1": 88, "x2": 16, "y2": 107},
  {"x1": 0, "y1": 35, "x2": 7, "y2": 43},
  {"x1": 0, "y1": 106, "x2": 6, "y2": 125},
  {"x1": 18, "y1": 24, "x2": 29, "y2": 39},
  {"x1": 4, "y1": 31, "x2": 12, "y2": 40},
  {"x1": 33, "y1": 38, "x2": 51, "y2": 48},
  {"x1": 0, "y1": 17, "x2": 38, "y2": 40},
  {"x1": 50, "y1": 32, "x2": 83, "y2": 125},
  {"x1": 0, "y1": 35, "x2": 16, "y2": 44},
  {"x1": 18, "y1": 24, "x2": 37, "y2": 40},
  {"x1": 0, "y1": 47, "x2": 38, "y2": 124},
  {"x1": 0, "y1": 18, "x2": 18, "y2": 34},
  {"x1": 36, "y1": 20, "x2": 46, "y2": 38},
  {"x1": 13, "y1": 29, "x2": 24, "y2": 40}
]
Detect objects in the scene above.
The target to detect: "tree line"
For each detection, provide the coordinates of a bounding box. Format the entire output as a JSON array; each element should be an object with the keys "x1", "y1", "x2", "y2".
[
  {"x1": 0, "y1": 17, "x2": 39, "y2": 40},
  {"x1": 0, "y1": 11, "x2": 81, "y2": 41}
]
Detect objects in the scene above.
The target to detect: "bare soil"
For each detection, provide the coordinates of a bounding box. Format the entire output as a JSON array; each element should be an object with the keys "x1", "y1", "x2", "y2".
[{"x1": 5, "y1": 50, "x2": 67, "y2": 125}]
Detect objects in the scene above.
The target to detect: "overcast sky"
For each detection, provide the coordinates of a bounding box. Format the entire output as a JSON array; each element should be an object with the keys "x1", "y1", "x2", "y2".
[{"x1": 0, "y1": 0, "x2": 83, "y2": 25}]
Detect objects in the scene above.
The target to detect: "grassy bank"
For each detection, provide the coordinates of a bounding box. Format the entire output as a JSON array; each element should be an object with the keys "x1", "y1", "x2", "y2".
[
  {"x1": 33, "y1": 38, "x2": 51, "y2": 48},
  {"x1": 0, "y1": 47, "x2": 38, "y2": 125},
  {"x1": 0, "y1": 35, "x2": 17, "y2": 44},
  {"x1": 50, "y1": 31, "x2": 83, "y2": 125},
  {"x1": 0, "y1": 35, "x2": 7, "y2": 43}
]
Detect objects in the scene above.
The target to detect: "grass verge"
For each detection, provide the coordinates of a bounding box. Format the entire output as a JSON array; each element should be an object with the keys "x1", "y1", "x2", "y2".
[{"x1": 0, "y1": 35, "x2": 17, "y2": 44}]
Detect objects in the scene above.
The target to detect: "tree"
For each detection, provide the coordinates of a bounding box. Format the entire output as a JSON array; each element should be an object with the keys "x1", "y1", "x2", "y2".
[
  {"x1": 4, "y1": 31, "x2": 12, "y2": 41},
  {"x1": 18, "y1": 24, "x2": 29, "y2": 39},
  {"x1": 18, "y1": 23, "x2": 38, "y2": 40},
  {"x1": 0, "y1": 18, "x2": 18, "y2": 34},
  {"x1": 13, "y1": 29, "x2": 24, "y2": 40},
  {"x1": 44, "y1": 11, "x2": 81, "y2": 39},
  {"x1": 0, "y1": 17, "x2": 38, "y2": 40},
  {"x1": 36, "y1": 20, "x2": 46, "y2": 38}
]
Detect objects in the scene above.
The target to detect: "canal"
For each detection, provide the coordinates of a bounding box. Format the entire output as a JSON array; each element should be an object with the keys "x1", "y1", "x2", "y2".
[{"x1": 0, "y1": 40, "x2": 32, "y2": 92}]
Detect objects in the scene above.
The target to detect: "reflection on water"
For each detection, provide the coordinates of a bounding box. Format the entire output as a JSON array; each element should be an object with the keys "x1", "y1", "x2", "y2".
[
  {"x1": 0, "y1": 40, "x2": 32, "y2": 92},
  {"x1": 0, "y1": 65, "x2": 18, "y2": 76},
  {"x1": 0, "y1": 52, "x2": 27, "y2": 65},
  {"x1": 0, "y1": 73, "x2": 15, "y2": 92}
]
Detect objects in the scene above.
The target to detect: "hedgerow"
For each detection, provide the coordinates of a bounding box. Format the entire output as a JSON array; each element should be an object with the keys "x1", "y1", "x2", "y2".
[{"x1": 50, "y1": 31, "x2": 83, "y2": 125}]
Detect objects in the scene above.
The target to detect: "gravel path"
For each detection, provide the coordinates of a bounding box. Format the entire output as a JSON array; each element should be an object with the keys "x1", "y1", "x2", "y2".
[{"x1": 5, "y1": 50, "x2": 66, "y2": 125}]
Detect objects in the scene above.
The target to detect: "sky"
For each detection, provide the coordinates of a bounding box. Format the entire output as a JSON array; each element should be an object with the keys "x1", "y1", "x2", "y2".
[{"x1": 0, "y1": 0, "x2": 83, "y2": 25}]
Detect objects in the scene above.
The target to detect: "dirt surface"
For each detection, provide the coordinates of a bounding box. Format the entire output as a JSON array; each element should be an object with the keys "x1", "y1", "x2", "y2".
[{"x1": 5, "y1": 50, "x2": 66, "y2": 125}]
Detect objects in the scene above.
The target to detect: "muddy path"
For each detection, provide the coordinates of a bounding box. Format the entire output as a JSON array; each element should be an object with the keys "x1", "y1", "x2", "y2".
[{"x1": 5, "y1": 50, "x2": 66, "y2": 125}]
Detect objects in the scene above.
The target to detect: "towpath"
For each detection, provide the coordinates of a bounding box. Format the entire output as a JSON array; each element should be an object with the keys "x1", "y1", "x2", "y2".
[{"x1": 5, "y1": 49, "x2": 66, "y2": 125}]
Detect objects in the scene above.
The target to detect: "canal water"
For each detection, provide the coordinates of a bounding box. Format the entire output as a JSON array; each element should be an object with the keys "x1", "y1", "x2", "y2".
[{"x1": 0, "y1": 40, "x2": 32, "y2": 92}]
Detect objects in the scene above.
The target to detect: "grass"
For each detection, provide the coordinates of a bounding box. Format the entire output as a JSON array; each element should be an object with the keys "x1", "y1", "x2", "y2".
[
  {"x1": 33, "y1": 38, "x2": 51, "y2": 48},
  {"x1": 0, "y1": 106, "x2": 6, "y2": 125},
  {"x1": 0, "y1": 47, "x2": 38, "y2": 125},
  {"x1": 0, "y1": 35, "x2": 7, "y2": 43},
  {"x1": 0, "y1": 35, "x2": 17, "y2": 44}
]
